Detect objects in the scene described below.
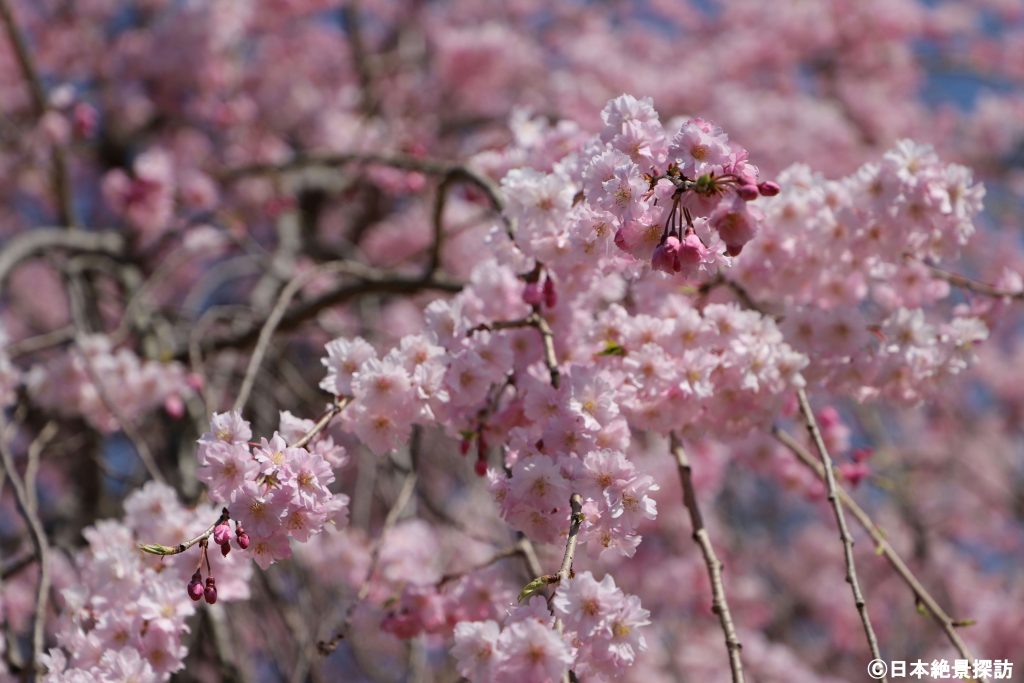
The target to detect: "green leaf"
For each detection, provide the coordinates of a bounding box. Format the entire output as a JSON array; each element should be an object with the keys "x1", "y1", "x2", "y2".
[
  {"x1": 138, "y1": 543, "x2": 177, "y2": 556},
  {"x1": 597, "y1": 342, "x2": 625, "y2": 357},
  {"x1": 517, "y1": 575, "x2": 554, "y2": 603}
]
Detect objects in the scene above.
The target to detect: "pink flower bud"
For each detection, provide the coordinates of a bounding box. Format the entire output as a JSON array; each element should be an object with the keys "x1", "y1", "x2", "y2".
[
  {"x1": 213, "y1": 523, "x2": 231, "y2": 546},
  {"x1": 236, "y1": 532, "x2": 251, "y2": 550},
  {"x1": 474, "y1": 458, "x2": 487, "y2": 477},
  {"x1": 163, "y1": 395, "x2": 185, "y2": 419},
  {"x1": 839, "y1": 462, "x2": 871, "y2": 488},
  {"x1": 542, "y1": 277, "x2": 557, "y2": 308},
  {"x1": 677, "y1": 233, "x2": 708, "y2": 277},
  {"x1": 816, "y1": 406, "x2": 841, "y2": 429},
  {"x1": 187, "y1": 572, "x2": 203, "y2": 602},
  {"x1": 737, "y1": 183, "x2": 759, "y2": 201},
  {"x1": 204, "y1": 577, "x2": 218, "y2": 604},
  {"x1": 725, "y1": 243, "x2": 744, "y2": 257},
  {"x1": 757, "y1": 181, "x2": 781, "y2": 196},
  {"x1": 651, "y1": 236, "x2": 682, "y2": 274},
  {"x1": 459, "y1": 437, "x2": 471, "y2": 456},
  {"x1": 522, "y1": 281, "x2": 543, "y2": 306}
]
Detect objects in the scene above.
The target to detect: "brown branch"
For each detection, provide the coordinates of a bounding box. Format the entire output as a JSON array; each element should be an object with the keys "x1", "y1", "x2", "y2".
[
  {"x1": 773, "y1": 426, "x2": 987, "y2": 683},
  {"x1": 436, "y1": 544, "x2": 525, "y2": 587},
  {"x1": 220, "y1": 152, "x2": 509, "y2": 242},
  {"x1": 670, "y1": 433, "x2": 745, "y2": 683},
  {"x1": 233, "y1": 260, "x2": 367, "y2": 412},
  {"x1": 470, "y1": 311, "x2": 560, "y2": 387},
  {"x1": 318, "y1": 470, "x2": 418, "y2": 655},
  {"x1": 922, "y1": 261, "x2": 1024, "y2": 301},
  {"x1": 138, "y1": 508, "x2": 230, "y2": 556},
  {"x1": 291, "y1": 398, "x2": 349, "y2": 449},
  {"x1": 0, "y1": 228, "x2": 125, "y2": 288},
  {"x1": 0, "y1": 0, "x2": 75, "y2": 225},
  {"x1": 172, "y1": 266, "x2": 461, "y2": 361},
  {"x1": 0, "y1": 413, "x2": 51, "y2": 673},
  {"x1": 340, "y1": 1, "x2": 377, "y2": 116},
  {"x1": 556, "y1": 493, "x2": 584, "y2": 584},
  {"x1": 795, "y1": 389, "x2": 886, "y2": 679}
]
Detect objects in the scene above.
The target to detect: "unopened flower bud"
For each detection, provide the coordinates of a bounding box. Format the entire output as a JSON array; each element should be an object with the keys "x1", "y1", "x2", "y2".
[
  {"x1": 838, "y1": 461, "x2": 871, "y2": 488},
  {"x1": 163, "y1": 395, "x2": 185, "y2": 419},
  {"x1": 204, "y1": 577, "x2": 218, "y2": 604},
  {"x1": 651, "y1": 236, "x2": 681, "y2": 274},
  {"x1": 237, "y1": 531, "x2": 251, "y2": 550},
  {"x1": 474, "y1": 458, "x2": 488, "y2": 477},
  {"x1": 522, "y1": 282, "x2": 543, "y2": 306},
  {"x1": 542, "y1": 277, "x2": 557, "y2": 308},
  {"x1": 757, "y1": 181, "x2": 781, "y2": 196},
  {"x1": 737, "y1": 183, "x2": 759, "y2": 201},
  {"x1": 213, "y1": 523, "x2": 231, "y2": 546},
  {"x1": 187, "y1": 572, "x2": 204, "y2": 602}
]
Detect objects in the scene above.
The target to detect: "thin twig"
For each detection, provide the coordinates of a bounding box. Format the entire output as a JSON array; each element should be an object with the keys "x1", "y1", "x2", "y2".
[
  {"x1": 670, "y1": 433, "x2": 745, "y2": 683},
  {"x1": 291, "y1": 398, "x2": 349, "y2": 449},
  {"x1": 795, "y1": 389, "x2": 886, "y2": 680},
  {"x1": 233, "y1": 260, "x2": 389, "y2": 412},
  {"x1": 0, "y1": 412, "x2": 50, "y2": 673},
  {"x1": 556, "y1": 493, "x2": 584, "y2": 583},
  {"x1": 470, "y1": 312, "x2": 560, "y2": 387},
  {"x1": 921, "y1": 260, "x2": 1024, "y2": 301},
  {"x1": 138, "y1": 508, "x2": 230, "y2": 556},
  {"x1": 436, "y1": 545, "x2": 524, "y2": 586},
  {"x1": 318, "y1": 470, "x2": 418, "y2": 654},
  {"x1": 70, "y1": 331, "x2": 165, "y2": 483},
  {"x1": 340, "y1": 1, "x2": 377, "y2": 115},
  {"x1": 772, "y1": 426, "x2": 986, "y2": 683},
  {"x1": 0, "y1": 0, "x2": 75, "y2": 225},
  {"x1": 25, "y1": 421, "x2": 57, "y2": 514}
]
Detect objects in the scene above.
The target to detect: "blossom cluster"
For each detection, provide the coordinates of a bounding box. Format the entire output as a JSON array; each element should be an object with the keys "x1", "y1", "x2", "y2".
[
  {"x1": 501, "y1": 95, "x2": 777, "y2": 286},
  {"x1": 41, "y1": 483, "x2": 252, "y2": 681},
  {"x1": 195, "y1": 410, "x2": 350, "y2": 569},
  {"x1": 25, "y1": 335, "x2": 191, "y2": 433},
  {"x1": 453, "y1": 572, "x2": 650, "y2": 683},
  {"x1": 732, "y1": 144, "x2": 994, "y2": 402}
]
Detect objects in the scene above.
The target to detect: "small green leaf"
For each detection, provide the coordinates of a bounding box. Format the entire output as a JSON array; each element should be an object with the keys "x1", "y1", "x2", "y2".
[
  {"x1": 518, "y1": 575, "x2": 554, "y2": 603},
  {"x1": 138, "y1": 543, "x2": 176, "y2": 556},
  {"x1": 597, "y1": 342, "x2": 625, "y2": 357}
]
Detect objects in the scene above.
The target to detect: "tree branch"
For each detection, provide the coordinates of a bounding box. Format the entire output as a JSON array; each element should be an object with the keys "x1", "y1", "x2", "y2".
[
  {"x1": 139, "y1": 508, "x2": 230, "y2": 556},
  {"x1": 0, "y1": 413, "x2": 51, "y2": 673},
  {"x1": 772, "y1": 426, "x2": 987, "y2": 683},
  {"x1": 921, "y1": 260, "x2": 1024, "y2": 301},
  {"x1": 317, "y1": 470, "x2": 418, "y2": 654},
  {"x1": 795, "y1": 389, "x2": 886, "y2": 679},
  {"x1": 670, "y1": 433, "x2": 745, "y2": 683},
  {"x1": 172, "y1": 265, "x2": 461, "y2": 361},
  {"x1": 0, "y1": 228, "x2": 125, "y2": 288}
]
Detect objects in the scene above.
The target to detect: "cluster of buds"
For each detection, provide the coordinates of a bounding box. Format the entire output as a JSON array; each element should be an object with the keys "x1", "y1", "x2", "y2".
[
  {"x1": 182, "y1": 510, "x2": 248, "y2": 605},
  {"x1": 187, "y1": 570, "x2": 217, "y2": 604},
  {"x1": 211, "y1": 519, "x2": 250, "y2": 556}
]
